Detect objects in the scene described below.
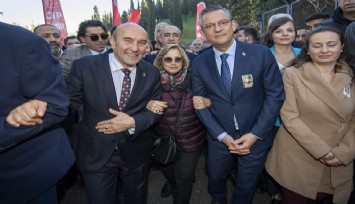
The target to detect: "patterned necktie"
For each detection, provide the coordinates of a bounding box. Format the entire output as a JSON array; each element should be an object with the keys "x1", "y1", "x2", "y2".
[
  {"x1": 118, "y1": 69, "x2": 131, "y2": 111},
  {"x1": 220, "y1": 53, "x2": 232, "y2": 95}
]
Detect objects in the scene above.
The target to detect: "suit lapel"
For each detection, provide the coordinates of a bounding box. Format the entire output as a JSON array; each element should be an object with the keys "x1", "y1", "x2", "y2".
[
  {"x1": 231, "y1": 43, "x2": 247, "y2": 89},
  {"x1": 205, "y1": 49, "x2": 231, "y2": 97},
  {"x1": 123, "y1": 61, "x2": 147, "y2": 110},
  {"x1": 294, "y1": 62, "x2": 346, "y2": 119},
  {"x1": 96, "y1": 53, "x2": 120, "y2": 110}
]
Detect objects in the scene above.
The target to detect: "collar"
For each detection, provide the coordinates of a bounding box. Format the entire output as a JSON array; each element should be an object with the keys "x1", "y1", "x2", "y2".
[
  {"x1": 108, "y1": 53, "x2": 136, "y2": 72},
  {"x1": 90, "y1": 47, "x2": 107, "y2": 55},
  {"x1": 213, "y1": 39, "x2": 237, "y2": 57},
  {"x1": 269, "y1": 45, "x2": 301, "y2": 56}
]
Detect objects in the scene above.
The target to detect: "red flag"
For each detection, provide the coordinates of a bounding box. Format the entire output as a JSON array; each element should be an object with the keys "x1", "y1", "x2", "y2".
[
  {"x1": 196, "y1": 2, "x2": 206, "y2": 41},
  {"x1": 128, "y1": 9, "x2": 141, "y2": 24},
  {"x1": 112, "y1": 0, "x2": 122, "y2": 26},
  {"x1": 42, "y1": 0, "x2": 68, "y2": 42}
]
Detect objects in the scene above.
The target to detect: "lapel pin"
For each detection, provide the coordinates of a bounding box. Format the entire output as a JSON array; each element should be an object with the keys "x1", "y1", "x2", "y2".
[
  {"x1": 143, "y1": 72, "x2": 146, "y2": 77},
  {"x1": 242, "y1": 52, "x2": 246, "y2": 56}
]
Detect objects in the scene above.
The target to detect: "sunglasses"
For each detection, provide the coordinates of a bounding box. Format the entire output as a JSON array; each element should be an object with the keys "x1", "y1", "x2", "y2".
[
  {"x1": 85, "y1": 33, "x2": 109, "y2": 41},
  {"x1": 163, "y1": 57, "x2": 183, "y2": 64}
]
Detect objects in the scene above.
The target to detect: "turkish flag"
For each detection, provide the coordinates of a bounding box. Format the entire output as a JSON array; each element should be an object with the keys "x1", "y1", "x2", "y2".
[
  {"x1": 128, "y1": 9, "x2": 141, "y2": 24},
  {"x1": 112, "y1": 0, "x2": 122, "y2": 26}
]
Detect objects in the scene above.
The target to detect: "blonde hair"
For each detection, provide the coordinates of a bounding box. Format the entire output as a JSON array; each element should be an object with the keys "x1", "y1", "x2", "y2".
[{"x1": 153, "y1": 44, "x2": 190, "y2": 70}]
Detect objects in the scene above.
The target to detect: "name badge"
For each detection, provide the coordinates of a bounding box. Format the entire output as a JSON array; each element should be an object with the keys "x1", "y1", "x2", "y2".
[
  {"x1": 242, "y1": 74, "x2": 253, "y2": 88},
  {"x1": 343, "y1": 83, "x2": 351, "y2": 98}
]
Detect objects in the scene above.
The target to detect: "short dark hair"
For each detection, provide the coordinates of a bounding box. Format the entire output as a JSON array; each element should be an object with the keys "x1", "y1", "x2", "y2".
[
  {"x1": 64, "y1": 35, "x2": 78, "y2": 46},
  {"x1": 199, "y1": 5, "x2": 233, "y2": 29},
  {"x1": 77, "y1": 20, "x2": 107, "y2": 39},
  {"x1": 110, "y1": 26, "x2": 117, "y2": 36},
  {"x1": 33, "y1": 24, "x2": 59, "y2": 34},
  {"x1": 238, "y1": 26, "x2": 258, "y2": 41},
  {"x1": 296, "y1": 25, "x2": 307, "y2": 30},
  {"x1": 305, "y1": 12, "x2": 330, "y2": 23}
]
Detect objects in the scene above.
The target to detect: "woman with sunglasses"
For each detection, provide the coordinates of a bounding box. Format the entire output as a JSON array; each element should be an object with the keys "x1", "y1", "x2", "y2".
[{"x1": 146, "y1": 44, "x2": 206, "y2": 204}]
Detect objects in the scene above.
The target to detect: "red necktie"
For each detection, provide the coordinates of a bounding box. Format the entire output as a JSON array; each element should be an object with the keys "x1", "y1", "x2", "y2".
[{"x1": 118, "y1": 69, "x2": 131, "y2": 111}]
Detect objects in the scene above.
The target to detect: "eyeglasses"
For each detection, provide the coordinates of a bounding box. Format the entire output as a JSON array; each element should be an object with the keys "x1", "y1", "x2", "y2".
[
  {"x1": 163, "y1": 57, "x2": 183, "y2": 64},
  {"x1": 202, "y1": 20, "x2": 231, "y2": 31},
  {"x1": 67, "y1": 42, "x2": 81, "y2": 46},
  {"x1": 85, "y1": 33, "x2": 109, "y2": 41}
]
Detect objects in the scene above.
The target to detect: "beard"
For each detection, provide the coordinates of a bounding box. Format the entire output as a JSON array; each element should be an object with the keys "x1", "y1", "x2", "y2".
[{"x1": 51, "y1": 47, "x2": 62, "y2": 56}]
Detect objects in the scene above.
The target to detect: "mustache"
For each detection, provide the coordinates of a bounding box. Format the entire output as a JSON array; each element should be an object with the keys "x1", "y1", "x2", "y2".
[{"x1": 49, "y1": 42, "x2": 61, "y2": 47}]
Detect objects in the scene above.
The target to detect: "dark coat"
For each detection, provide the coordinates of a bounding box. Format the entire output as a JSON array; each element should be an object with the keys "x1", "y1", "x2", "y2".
[
  {"x1": 191, "y1": 41, "x2": 285, "y2": 152},
  {"x1": 152, "y1": 71, "x2": 206, "y2": 152},
  {"x1": 344, "y1": 22, "x2": 355, "y2": 68},
  {"x1": 66, "y1": 52, "x2": 162, "y2": 172},
  {"x1": 323, "y1": 7, "x2": 354, "y2": 33},
  {"x1": 0, "y1": 22, "x2": 75, "y2": 203}
]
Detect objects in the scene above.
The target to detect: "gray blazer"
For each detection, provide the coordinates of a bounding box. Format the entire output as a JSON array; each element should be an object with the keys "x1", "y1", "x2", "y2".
[{"x1": 60, "y1": 45, "x2": 92, "y2": 78}]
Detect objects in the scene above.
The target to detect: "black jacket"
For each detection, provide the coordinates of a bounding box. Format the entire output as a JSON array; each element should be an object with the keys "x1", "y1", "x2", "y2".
[{"x1": 323, "y1": 7, "x2": 354, "y2": 33}]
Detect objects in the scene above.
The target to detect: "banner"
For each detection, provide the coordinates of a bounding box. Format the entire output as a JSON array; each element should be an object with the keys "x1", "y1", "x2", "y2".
[
  {"x1": 42, "y1": 0, "x2": 68, "y2": 41},
  {"x1": 112, "y1": 0, "x2": 122, "y2": 26},
  {"x1": 128, "y1": 9, "x2": 141, "y2": 24},
  {"x1": 196, "y1": 2, "x2": 206, "y2": 41}
]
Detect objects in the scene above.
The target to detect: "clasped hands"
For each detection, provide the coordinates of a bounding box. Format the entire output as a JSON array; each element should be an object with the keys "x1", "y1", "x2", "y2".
[
  {"x1": 319, "y1": 151, "x2": 343, "y2": 167},
  {"x1": 222, "y1": 133, "x2": 257, "y2": 155}
]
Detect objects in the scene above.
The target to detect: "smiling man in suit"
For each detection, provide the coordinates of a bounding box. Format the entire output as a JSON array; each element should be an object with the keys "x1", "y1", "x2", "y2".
[
  {"x1": 191, "y1": 6, "x2": 284, "y2": 204},
  {"x1": 66, "y1": 23, "x2": 161, "y2": 204}
]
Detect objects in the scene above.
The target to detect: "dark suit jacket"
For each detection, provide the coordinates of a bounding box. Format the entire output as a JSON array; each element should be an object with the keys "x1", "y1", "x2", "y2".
[
  {"x1": 191, "y1": 42, "x2": 285, "y2": 152},
  {"x1": 0, "y1": 22, "x2": 75, "y2": 203},
  {"x1": 66, "y1": 52, "x2": 162, "y2": 172}
]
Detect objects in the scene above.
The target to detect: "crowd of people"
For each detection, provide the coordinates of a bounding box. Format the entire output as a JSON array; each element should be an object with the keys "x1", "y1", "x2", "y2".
[{"x1": 1, "y1": 0, "x2": 355, "y2": 204}]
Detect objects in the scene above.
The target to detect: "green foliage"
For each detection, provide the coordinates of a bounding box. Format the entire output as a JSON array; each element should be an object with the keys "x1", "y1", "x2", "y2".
[
  {"x1": 146, "y1": 0, "x2": 156, "y2": 40},
  {"x1": 170, "y1": 0, "x2": 183, "y2": 31},
  {"x1": 130, "y1": 0, "x2": 135, "y2": 10},
  {"x1": 102, "y1": 12, "x2": 113, "y2": 30},
  {"x1": 91, "y1": 5, "x2": 101, "y2": 20},
  {"x1": 182, "y1": 0, "x2": 189, "y2": 15},
  {"x1": 180, "y1": 15, "x2": 197, "y2": 44},
  {"x1": 140, "y1": 0, "x2": 149, "y2": 32},
  {"x1": 121, "y1": 11, "x2": 128, "y2": 23},
  {"x1": 162, "y1": 0, "x2": 170, "y2": 19},
  {"x1": 156, "y1": 0, "x2": 164, "y2": 21}
]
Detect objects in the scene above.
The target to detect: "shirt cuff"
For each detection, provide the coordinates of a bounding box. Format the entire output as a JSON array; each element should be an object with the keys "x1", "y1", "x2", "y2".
[
  {"x1": 128, "y1": 128, "x2": 135, "y2": 135},
  {"x1": 217, "y1": 132, "x2": 228, "y2": 142}
]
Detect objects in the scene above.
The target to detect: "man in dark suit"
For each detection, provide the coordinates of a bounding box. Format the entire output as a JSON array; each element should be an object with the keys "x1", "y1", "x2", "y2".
[
  {"x1": 191, "y1": 6, "x2": 284, "y2": 204},
  {"x1": 0, "y1": 22, "x2": 75, "y2": 203},
  {"x1": 66, "y1": 23, "x2": 161, "y2": 204}
]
